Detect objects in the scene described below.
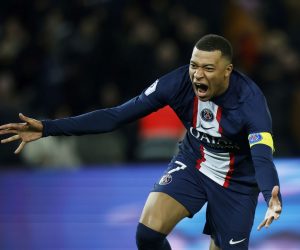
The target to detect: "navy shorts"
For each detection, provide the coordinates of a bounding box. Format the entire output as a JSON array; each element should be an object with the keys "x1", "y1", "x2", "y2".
[{"x1": 153, "y1": 157, "x2": 258, "y2": 250}]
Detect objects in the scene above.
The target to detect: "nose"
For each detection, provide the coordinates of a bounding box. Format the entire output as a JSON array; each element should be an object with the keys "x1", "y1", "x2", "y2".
[{"x1": 194, "y1": 68, "x2": 204, "y2": 80}]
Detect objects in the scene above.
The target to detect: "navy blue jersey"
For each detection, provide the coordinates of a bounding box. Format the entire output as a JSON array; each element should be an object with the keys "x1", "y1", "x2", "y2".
[{"x1": 42, "y1": 65, "x2": 280, "y2": 204}]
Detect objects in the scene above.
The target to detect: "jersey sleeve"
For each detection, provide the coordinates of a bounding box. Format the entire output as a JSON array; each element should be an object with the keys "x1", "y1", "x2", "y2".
[
  {"x1": 42, "y1": 68, "x2": 184, "y2": 137},
  {"x1": 42, "y1": 95, "x2": 157, "y2": 136},
  {"x1": 243, "y1": 92, "x2": 281, "y2": 205}
]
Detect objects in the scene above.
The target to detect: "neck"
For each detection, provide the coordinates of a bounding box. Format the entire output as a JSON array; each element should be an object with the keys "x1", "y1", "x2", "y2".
[{"x1": 217, "y1": 77, "x2": 230, "y2": 97}]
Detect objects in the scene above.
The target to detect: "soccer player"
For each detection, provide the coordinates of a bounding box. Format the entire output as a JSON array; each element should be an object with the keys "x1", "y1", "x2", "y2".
[{"x1": 0, "y1": 34, "x2": 282, "y2": 250}]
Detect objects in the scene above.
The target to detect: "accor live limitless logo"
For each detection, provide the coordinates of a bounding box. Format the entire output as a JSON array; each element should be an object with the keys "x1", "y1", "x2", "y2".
[{"x1": 189, "y1": 127, "x2": 240, "y2": 151}]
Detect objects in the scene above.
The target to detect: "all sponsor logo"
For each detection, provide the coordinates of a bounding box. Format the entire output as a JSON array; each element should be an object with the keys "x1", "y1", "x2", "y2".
[
  {"x1": 189, "y1": 127, "x2": 240, "y2": 151},
  {"x1": 249, "y1": 133, "x2": 263, "y2": 144},
  {"x1": 159, "y1": 174, "x2": 172, "y2": 185},
  {"x1": 201, "y1": 108, "x2": 214, "y2": 122}
]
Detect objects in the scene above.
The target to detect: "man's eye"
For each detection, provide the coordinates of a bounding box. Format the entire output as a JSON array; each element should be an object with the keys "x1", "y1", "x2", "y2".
[
  {"x1": 205, "y1": 67, "x2": 214, "y2": 72},
  {"x1": 190, "y1": 64, "x2": 196, "y2": 68}
]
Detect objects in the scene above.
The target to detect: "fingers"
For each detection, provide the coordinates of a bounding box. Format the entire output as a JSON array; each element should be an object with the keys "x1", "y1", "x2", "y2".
[
  {"x1": 257, "y1": 207, "x2": 281, "y2": 231},
  {"x1": 0, "y1": 114, "x2": 29, "y2": 130},
  {"x1": 257, "y1": 216, "x2": 274, "y2": 231},
  {"x1": 19, "y1": 113, "x2": 30, "y2": 123},
  {"x1": 0, "y1": 129, "x2": 18, "y2": 135},
  {"x1": 14, "y1": 141, "x2": 26, "y2": 154},
  {"x1": 1, "y1": 135, "x2": 20, "y2": 144},
  {"x1": 265, "y1": 216, "x2": 274, "y2": 228},
  {"x1": 0, "y1": 123, "x2": 26, "y2": 131},
  {"x1": 18, "y1": 113, "x2": 43, "y2": 131},
  {"x1": 257, "y1": 218, "x2": 267, "y2": 231}
]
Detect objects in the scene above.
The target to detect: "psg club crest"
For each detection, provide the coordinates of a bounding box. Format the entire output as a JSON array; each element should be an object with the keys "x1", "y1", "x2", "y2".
[
  {"x1": 249, "y1": 133, "x2": 263, "y2": 144},
  {"x1": 201, "y1": 108, "x2": 214, "y2": 122},
  {"x1": 159, "y1": 174, "x2": 172, "y2": 185}
]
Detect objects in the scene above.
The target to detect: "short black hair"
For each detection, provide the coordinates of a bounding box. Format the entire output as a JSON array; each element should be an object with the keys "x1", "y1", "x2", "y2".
[{"x1": 195, "y1": 34, "x2": 233, "y2": 62}]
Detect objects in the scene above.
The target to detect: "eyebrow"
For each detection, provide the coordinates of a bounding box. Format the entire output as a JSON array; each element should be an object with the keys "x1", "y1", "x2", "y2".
[{"x1": 190, "y1": 60, "x2": 216, "y2": 67}]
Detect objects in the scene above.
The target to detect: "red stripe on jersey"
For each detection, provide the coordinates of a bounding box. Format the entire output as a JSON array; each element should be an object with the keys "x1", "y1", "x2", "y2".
[
  {"x1": 195, "y1": 145, "x2": 206, "y2": 170},
  {"x1": 192, "y1": 96, "x2": 198, "y2": 128},
  {"x1": 216, "y1": 106, "x2": 223, "y2": 133},
  {"x1": 223, "y1": 153, "x2": 235, "y2": 188}
]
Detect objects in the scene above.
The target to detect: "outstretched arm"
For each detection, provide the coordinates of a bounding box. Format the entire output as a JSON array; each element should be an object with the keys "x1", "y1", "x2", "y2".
[
  {"x1": 0, "y1": 95, "x2": 162, "y2": 153},
  {"x1": 0, "y1": 113, "x2": 43, "y2": 154},
  {"x1": 0, "y1": 70, "x2": 183, "y2": 154},
  {"x1": 41, "y1": 95, "x2": 158, "y2": 137}
]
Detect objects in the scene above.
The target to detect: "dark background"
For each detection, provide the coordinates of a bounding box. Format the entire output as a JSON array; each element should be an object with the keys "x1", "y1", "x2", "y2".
[{"x1": 0, "y1": 0, "x2": 300, "y2": 167}]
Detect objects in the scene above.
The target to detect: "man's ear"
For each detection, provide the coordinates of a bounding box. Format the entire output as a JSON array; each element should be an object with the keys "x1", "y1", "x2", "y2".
[{"x1": 225, "y1": 64, "x2": 233, "y2": 78}]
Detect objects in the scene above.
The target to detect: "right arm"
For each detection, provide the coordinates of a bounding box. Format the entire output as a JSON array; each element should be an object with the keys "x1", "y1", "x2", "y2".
[
  {"x1": 42, "y1": 95, "x2": 159, "y2": 137},
  {"x1": 0, "y1": 95, "x2": 161, "y2": 153},
  {"x1": 0, "y1": 66, "x2": 186, "y2": 153}
]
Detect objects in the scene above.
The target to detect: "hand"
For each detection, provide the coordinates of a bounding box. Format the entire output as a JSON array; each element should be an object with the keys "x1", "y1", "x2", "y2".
[
  {"x1": 0, "y1": 113, "x2": 43, "y2": 154},
  {"x1": 257, "y1": 185, "x2": 282, "y2": 230}
]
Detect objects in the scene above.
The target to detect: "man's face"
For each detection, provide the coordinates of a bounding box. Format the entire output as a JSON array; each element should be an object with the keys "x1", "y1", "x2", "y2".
[{"x1": 189, "y1": 47, "x2": 233, "y2": 102}]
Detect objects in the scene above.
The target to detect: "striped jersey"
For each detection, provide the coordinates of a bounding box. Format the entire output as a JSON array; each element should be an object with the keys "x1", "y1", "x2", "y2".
[{"x1": 42, "y1": 65, "x2": 280, "y2": 203}]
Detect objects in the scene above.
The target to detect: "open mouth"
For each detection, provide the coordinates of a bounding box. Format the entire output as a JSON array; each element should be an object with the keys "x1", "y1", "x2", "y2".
[{"x1": 194, "y1": 83, "x2": 208, "y2": 94}]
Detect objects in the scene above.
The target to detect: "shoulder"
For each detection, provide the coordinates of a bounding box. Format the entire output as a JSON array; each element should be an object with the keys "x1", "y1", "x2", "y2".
[
  {"x1": 159, "y1": 65, "x2": 189, "y2": 83},
  {"x1": 153, "y1": 65, "x2": 190, "y2": 96},
  {"x1": 233, "y1": 71, "x2": 272, "y2": 130},
  {"x1": 141, "y1": 65, "x2": 190, "y2": 105},
  {"x1": 231, "y1": 70, "x2": 266, "y2": 107},
  {"x1": 232, "y1": 70, "x2": 265, "y2": 103},
  {"x1": 214, "y1": 70, "x2": 265, "y2": 109}
]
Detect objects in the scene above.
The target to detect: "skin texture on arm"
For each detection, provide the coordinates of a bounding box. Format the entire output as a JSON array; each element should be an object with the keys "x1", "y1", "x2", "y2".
[{"x1": 0, "y1": 113, "x2": 43, "y2": 154}]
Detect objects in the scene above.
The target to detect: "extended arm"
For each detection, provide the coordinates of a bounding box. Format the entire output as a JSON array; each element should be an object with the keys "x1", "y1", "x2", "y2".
[
  {"x1": 42, "y1": 95, "x2": 156, "y2": 137},
  {"x1": 0, "y1": 66, "x2": 185, "y2": 153},
  {"x1": 0, "y1": 95, "x2": 161, "y2": 153}
]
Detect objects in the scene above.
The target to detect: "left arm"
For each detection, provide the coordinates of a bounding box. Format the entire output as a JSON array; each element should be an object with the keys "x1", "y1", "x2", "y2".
[
  {"x1": 250, "y1": 143, "x2": 282, "y2": 230},
  {"x1": 244, "y1": 93, "x2": 282, "y2": 230}
]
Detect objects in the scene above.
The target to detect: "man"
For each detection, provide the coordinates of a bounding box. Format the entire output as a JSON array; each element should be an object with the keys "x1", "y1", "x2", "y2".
[{"x1": 0, "y1": 34, "x2": 282, "y2": 250}]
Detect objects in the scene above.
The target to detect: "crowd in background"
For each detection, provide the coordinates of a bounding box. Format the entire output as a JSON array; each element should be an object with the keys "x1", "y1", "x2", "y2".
[{"x1": 0, "y1": 0, "x2": 300, "y2": 168}]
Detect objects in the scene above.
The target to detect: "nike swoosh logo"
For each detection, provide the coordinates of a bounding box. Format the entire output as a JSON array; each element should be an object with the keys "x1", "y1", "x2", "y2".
[
  {"x1": 200, "y1": 125, "x2": 214, "y2": 130},
  {"x1": 229, "y1": 238, "x2": 246, "y2": 245}
]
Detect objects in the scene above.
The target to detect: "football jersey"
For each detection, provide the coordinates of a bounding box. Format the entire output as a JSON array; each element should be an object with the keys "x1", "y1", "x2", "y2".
[{"x1": 42, "y1": 65, "x2": 280, "y2": 203}]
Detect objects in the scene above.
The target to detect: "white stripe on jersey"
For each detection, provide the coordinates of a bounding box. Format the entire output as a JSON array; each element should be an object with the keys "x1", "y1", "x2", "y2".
[
  {"x1": 193, "y1": 100, "x2": 233, "y2": 187},
  {"x1": 195, "y1": 101, "x2": 221, "y2": 137},
  {"x1": 198, "y1": 147, "x2": 232, "y2": 186}
]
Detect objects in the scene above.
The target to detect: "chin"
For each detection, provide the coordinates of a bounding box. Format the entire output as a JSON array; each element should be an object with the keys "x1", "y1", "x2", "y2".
[{"x1": 198, "y1": 96, "x2": 210, "y2": 102}]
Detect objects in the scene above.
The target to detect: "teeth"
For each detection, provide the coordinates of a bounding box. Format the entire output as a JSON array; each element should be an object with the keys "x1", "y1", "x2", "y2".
[{"x1": 195, "y1": 83, "x2": 208, "y2": 92}]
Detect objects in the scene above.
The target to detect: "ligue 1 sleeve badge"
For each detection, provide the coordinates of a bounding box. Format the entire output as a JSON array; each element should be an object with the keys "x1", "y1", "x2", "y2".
[
  {"x1": 249, "y1": 133, "x2": 263, "y2": 144},
  {"x1": 159, "y1": 173, "x2": 172, "y2": 185}
]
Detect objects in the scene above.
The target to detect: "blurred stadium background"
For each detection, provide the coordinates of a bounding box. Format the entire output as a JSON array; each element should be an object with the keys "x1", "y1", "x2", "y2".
[{"x1": 0, "y1": 0, "x2": 299, "y2": 249}]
